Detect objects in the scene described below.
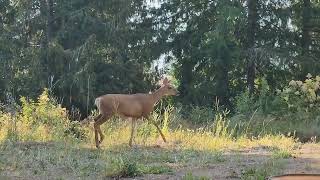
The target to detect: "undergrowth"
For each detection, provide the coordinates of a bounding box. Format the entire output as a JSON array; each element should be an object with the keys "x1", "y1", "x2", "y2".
[{"x1": 0, "y1": 87, "x2": 309, "y2": 179}]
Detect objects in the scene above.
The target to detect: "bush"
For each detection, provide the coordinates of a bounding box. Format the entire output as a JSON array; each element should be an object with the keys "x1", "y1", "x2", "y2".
[
  {"x1": 234, "y1": 90, "x2": 256, "y2": 114},
  {"x1": 106, "y1": 157, "x2": 141, "y2": 178},
  {"x1": 177, "y1": 105, "x2": 215, "y2": 126},
  {"x1": 277, "y1": 74, "x2": 320, "y2": 116},
  {"x1": 231, "y1": 74, "x2": 320, "y2": 140},
  {"x1": 0, "y1": 89, "x2": 88, "y2": 142}
]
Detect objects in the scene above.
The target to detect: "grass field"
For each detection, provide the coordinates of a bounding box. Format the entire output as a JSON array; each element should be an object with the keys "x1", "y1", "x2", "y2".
[
  {"x1": 0, "y1": 119, "x2": 319, "y2": 180},
  {"x1": 0, "y1": 92, "x2": 319, "y2": 179}
]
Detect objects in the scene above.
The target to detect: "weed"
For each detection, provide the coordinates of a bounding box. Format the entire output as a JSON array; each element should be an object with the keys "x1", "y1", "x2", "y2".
[
  {"x1": 106, "y1": 156, "x2": 141, "y2": 178},
  {"x1": 139, "y1": 164, "x2": 173, "y2": 174},
  {"x1": 182, "y1": 172, "x2": 210, "y2": 180},
  {"x1": 241, "y1": 159, "x2": 284, "y2": 180},
  {"x1": 272, "y1": 149, "x2": 292, "y2": 159}
]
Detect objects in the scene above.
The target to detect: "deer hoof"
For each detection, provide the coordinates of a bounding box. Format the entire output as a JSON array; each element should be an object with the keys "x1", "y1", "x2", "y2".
[
  {"x1": 99, "y1": 137, "x2": 104, "y2": 144},
  {"x1": 96, "y1": 144, "x2": 100, "y2": 149}
]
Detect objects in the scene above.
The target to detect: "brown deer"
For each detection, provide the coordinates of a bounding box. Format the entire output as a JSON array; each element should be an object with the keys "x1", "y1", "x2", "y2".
[{"x1": 91, "y1": 77, "x2": 179, "y2": 148}]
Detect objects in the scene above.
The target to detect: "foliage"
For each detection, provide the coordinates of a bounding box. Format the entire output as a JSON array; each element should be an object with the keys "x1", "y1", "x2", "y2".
[
  {"x1": 188, "y1": 106, "x2": 216, "y2": 125},
  {"x1": 272, "y1": 149, "x2": 293, "y2": 159},
  {"x1": 0, "y1": 0, "x2": 320, "y2": 118},
  {"x1": 182, "y1": 172, "x2": 210, "y2": 180},
  {"x1": 106, "y1": 157, "x2": 141, "y2": 178},
  {"x1": 212, "y1": 109, "x2": 234, "y2": 138},
  {"x1": 0, "y1": 89, "x2": 87, "y2": 142},
  {"x1": 0, "y1": 97, "x2": 304, "y2": 179},
  {"x1": 278, "y1": 74, "x2": 320, "y2": 115}
]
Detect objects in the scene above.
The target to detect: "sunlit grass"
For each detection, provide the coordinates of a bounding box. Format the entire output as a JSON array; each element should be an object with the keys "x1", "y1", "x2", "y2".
[
  {"x1": 0, "y1": 90, "x2": 307, "y2": 179},
  {"x1": 80, "y1": 118, "x2": 297, "y2": 154},
  {"x1": 0, "y1": 116, "x2": 300, "y2": 179}
]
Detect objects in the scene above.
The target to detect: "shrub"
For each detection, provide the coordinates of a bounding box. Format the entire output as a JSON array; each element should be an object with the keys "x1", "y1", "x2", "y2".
[
  {"x1": 106, "y1": 157, "x2": 141, "y2": 178},
  {"x1": 0, "y1": 89, "x2": 88, "y2": 142},
  {"x1": 234, "y1": 90, "x2": 256, "y2": 114},
  {"x1": 278, "y1": 74, "x2": 320, "y2": 115}
]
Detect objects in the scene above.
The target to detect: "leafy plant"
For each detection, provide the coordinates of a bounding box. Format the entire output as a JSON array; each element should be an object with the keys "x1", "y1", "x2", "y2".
[
  {"x1": 182, "y1": 172, "x2": 210, "y2": 180},
  {"x1": 106, "y1": 157, "x2": 141, "y2": 178}
]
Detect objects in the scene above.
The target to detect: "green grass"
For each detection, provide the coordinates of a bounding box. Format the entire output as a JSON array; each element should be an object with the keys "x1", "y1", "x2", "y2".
[
  {"x1": 240, "y1": 159, "x2": 285, "y2": 180},
  {"x1": 0, "y1": 112, "x2": 303, "y2": 179},
  {"x1": 1, "y1": 89, "x2": 319, "y2": 179},
  {"x1": 0, "y1": 123, "x2": 300, "y2": 179},
  {"x1": 0, "y1": 123, "x2": 301, "y2": 179},
  {"x1": 182, "y1": 172, "x2": 210, "y2": 180},
  {"x1": 272, "y1": 149, "x2": 293, "y2": 159}
]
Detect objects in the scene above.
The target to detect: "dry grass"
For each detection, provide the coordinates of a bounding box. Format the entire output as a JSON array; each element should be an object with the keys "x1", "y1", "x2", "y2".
[
  {"x1": 0, "y1": 119, "x2": 319, "y2": 179},
  {"x1": 0, "y1": 91, "x2": 317, "y2": 179}
]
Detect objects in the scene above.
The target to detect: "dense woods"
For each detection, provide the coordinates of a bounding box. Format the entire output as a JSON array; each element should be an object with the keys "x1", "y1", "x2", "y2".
[{"x1": 1, "y1": 0, "x2": 320, "y2": 117}]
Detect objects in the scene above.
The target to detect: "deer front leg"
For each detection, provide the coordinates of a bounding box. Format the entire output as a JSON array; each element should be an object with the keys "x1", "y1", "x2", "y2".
[
  {"x1": 94, "y1": 124, "x2": 100, "y2": 148},
  {"x1": 129, "y1": 118, "x2": 136, "y2": 147},
  {"x1": 148, "y1": 119, "x2": 167, "y2": 143}
]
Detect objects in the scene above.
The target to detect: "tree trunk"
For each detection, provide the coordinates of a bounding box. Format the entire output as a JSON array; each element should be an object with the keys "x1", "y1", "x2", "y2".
[
  {"x1": 47, "y1": 0, "x2": 53, "y2": 42},
  {"x1": 246, "y1": 0, "x2": 258, "y2": 95},
  {"x1": 40, "y1": 0, "x2": 54, "y2": 79},
  {"x1": 302, "y1": 0, "x2": 311, "y2": 55},
  {"x1": 301, "y1": 0, "x2": 311, "y2": 76},
  {"x1": 179, "y1": 59, "x2": 193, "y2": 104}
]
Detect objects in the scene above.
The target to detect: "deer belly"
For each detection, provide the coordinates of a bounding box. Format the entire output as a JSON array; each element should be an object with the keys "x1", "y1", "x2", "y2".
[{"x1": 117, "y1": 102, "x2": 143, "y2": 118}]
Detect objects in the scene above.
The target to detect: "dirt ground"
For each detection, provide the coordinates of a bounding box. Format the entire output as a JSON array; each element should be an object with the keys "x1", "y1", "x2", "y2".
[
  {"x1": 1, "y1": 142, "x2": 319, "y2": 180},
  {"x1": 124, "y1": 143, "x2": 320, "y2": 180}
]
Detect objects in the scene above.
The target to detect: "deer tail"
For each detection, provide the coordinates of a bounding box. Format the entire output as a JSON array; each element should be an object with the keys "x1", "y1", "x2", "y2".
[{"x1": 94, "y1": 97, "x2": 101, "y2": 114}]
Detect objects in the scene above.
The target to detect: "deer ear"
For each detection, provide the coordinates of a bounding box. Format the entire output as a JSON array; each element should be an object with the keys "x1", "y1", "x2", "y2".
[{"x1": 163, "y1": 77, "x2": 169, "y2": 85}]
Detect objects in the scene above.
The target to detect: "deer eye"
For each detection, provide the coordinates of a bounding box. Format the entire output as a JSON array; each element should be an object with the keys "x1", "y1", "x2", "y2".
[{"x1": 168, "y1": 86, "x2": 172, "y2": 89}]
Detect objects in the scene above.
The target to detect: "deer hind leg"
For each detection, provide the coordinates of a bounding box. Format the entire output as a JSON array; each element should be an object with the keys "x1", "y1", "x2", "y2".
[
  {"x1": 94, "y1": 113, "x2": 112, "y2": 148},
  {"x1": 93, "y1": 114, "x2": 105, "y2": 148},
  {"x1": 129, "y1": 118, "x2": 136, "y2": 147}
]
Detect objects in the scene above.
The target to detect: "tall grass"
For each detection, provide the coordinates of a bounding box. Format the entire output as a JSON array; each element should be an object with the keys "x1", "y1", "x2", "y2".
[
  {"x1": 0, "y1": 89, "x2": 302, "y2": 179},
  {"x1": 0, "y1": 89, "x2": 298, "y2": 152}
]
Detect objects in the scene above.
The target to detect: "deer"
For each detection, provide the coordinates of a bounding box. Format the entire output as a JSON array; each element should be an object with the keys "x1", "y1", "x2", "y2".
[{"x1": 90, "y1": 77, "x2": 179, "y2": 148}]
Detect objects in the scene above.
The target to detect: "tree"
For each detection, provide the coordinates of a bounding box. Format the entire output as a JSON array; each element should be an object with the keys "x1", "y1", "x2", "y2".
[{"x1": 246, "y1": 0, "x2": 258, "y2": 95}]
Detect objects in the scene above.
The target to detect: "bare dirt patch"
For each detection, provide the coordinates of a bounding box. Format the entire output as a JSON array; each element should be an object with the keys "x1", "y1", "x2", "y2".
[
  {"x1": 133, "y1": 144, "x2": 320, "y2": 180},
  {"x1": 0, "y1": 142, "x2": 319, "y2": 180}
]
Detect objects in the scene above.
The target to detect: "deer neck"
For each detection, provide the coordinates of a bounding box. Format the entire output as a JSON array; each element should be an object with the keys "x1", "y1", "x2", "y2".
[{"x1": 151, "y1": 87, "x2": 166, "y2": 105}]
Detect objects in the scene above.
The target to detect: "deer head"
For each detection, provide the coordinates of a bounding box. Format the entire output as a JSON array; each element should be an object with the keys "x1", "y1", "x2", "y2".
[{"x1": 159, "y1": 77, "x2": 179, "y2": 96}]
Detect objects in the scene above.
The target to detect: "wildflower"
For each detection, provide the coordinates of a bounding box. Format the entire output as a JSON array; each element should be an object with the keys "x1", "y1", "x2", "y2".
[
  {"x1": 296, "y1": 81, "x2": 303, "y2": 86},
  {"x1": 301, "y1": 85, "x2": 308, "y2": 93},
  {"x1": 316, "y1": 76, "x2": 320, "y2": 82},
  {"x1": 305, "y1": 79, "x2": 312, "y2": 84},
  {"x1": 309, "y1": 91, "x2": 317, "y2": 101},
  {"x1": 289, "y1": 80, "x2": 296, "y2": 87},
  {"x1": 284, "y1": 88, "x2": 292, "y2": 93},
  {"x1": 306, "y1": 73, "x2": 312, "y2": 79}
]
